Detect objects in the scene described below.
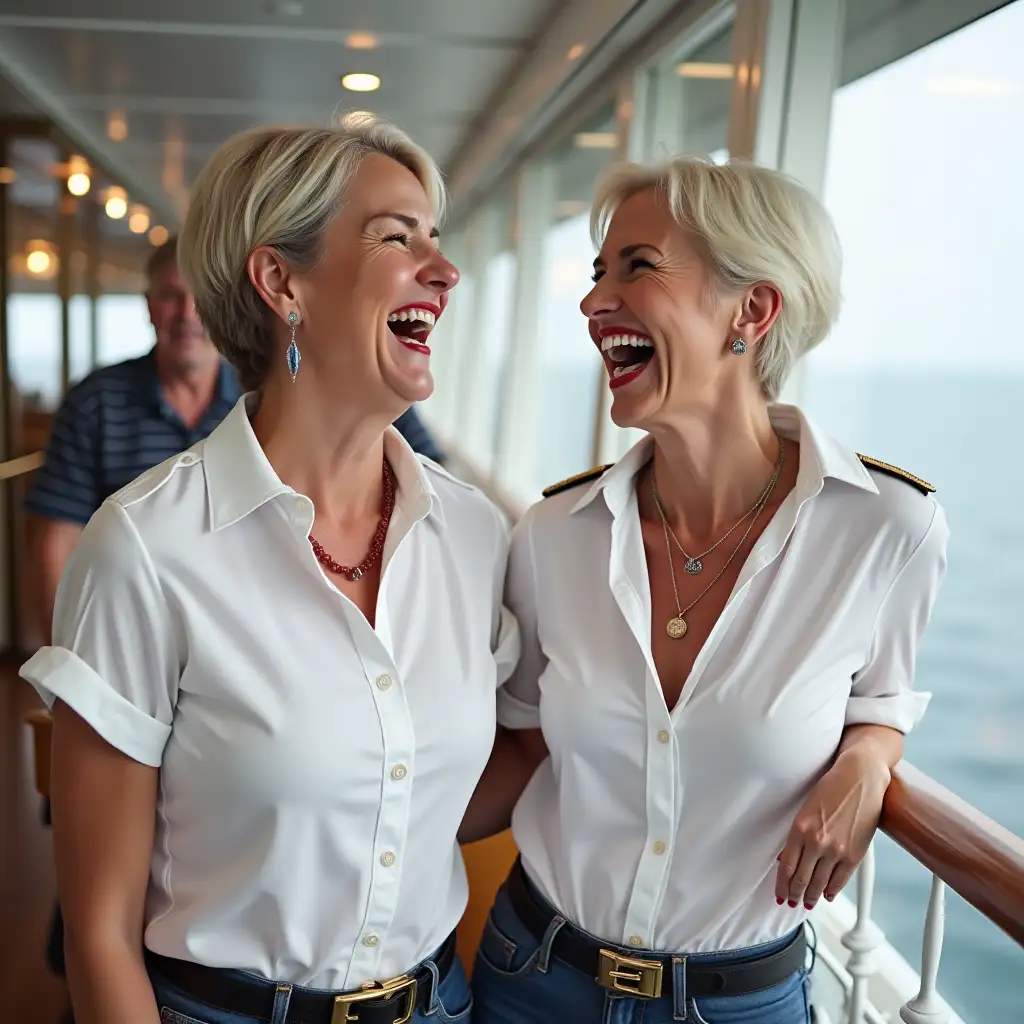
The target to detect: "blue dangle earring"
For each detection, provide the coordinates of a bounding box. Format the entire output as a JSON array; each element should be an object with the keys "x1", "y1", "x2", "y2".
[
  {"x1": 731, "y1": 338, "x2": 747, "y2": 355},
  {"x1": 287, "y1": 312, "x2": 301, "y2": 382}
]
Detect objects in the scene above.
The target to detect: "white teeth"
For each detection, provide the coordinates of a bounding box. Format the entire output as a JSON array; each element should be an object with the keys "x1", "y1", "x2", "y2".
[
  {"x1": 388, "y1": 308, "x2": 436, "y2": 326},
  {"x1": 600, "y1": 333, "x2": 653, "y2": 352}
]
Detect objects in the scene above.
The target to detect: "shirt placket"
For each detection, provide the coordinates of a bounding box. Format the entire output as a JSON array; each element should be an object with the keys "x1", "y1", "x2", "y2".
[{"x1": 339, "y1": 510, "x2": 420, "y2": 987}]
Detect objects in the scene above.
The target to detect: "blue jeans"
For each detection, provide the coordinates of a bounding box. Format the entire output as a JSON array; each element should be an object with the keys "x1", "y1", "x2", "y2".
[
  {"x1": 471, "y1": 880, "x2": 811, "y2": 1024},
  {"x1": 149, "y1": 946, "x2": 473, "y2": 1024}
]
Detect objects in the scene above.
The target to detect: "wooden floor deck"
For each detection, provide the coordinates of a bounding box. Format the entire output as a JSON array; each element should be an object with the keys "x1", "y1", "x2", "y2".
[{"x1": 0, "y1": 658, "x2": 71, "y2": 1022}]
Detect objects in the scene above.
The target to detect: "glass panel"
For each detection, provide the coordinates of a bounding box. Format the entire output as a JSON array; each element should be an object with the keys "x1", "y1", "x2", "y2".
[
  {"x1": 802, "y1": 4, "x2": 1024, "y2": 1020},
  {"x1": 523, "y1": 105, "x2": 619, "y2": 499},
  {"x1": 6, "y1": 137, "x2": 63, "y2": 415},
  {"x1": 645, "y1": 20, "x2": 733, "y2": 159}
]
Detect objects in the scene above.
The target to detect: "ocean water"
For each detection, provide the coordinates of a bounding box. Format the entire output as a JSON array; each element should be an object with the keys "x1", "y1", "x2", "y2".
[{"x1": 802, "y1": 366, "x2": 1024, "y2": 1023}]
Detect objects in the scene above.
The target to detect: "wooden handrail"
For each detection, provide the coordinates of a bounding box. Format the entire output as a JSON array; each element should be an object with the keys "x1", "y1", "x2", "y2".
[
  {"x1": 0, "y1": 450, "x2": 44, "y2": 481},
  {"x1": 881, "y1": 761, "x2": 1024, "y2": 946}
]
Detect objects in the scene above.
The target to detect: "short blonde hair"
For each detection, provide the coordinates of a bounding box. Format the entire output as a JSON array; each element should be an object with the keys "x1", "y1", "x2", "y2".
[
  {"x1": 179, "y1": 115, "x2": 446, "y2": 391},
  {"x1": 591, "y1": 156, "x2": 842, "y2": 399}
]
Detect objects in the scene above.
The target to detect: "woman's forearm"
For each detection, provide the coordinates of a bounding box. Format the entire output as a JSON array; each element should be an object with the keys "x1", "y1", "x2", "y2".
[
  {"x1": 459, "y1": 727, "x2": 548, "y2": 845},
  {"x1": 65, "y1": 934, "x2": 161, "y2": 1024}
]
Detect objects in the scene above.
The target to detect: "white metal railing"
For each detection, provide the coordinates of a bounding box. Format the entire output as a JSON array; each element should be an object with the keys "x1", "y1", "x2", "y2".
[{"x1": 813, "y1": 841, "x2": 961, "y2": 1024}]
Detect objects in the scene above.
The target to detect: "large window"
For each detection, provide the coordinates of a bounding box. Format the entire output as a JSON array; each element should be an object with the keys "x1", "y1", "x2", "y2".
[
  {"x1": 518, "y1": 105, "x2": 620, "y2": 500},
  {"x1": 802, "y1": 3, "x2": 1024, "y2": 1019}
]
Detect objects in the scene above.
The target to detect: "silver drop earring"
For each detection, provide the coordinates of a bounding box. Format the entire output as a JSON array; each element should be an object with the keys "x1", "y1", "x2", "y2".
[
  {"x1": 731, "y1": 338, "x2": 747, "y2": 355},
  {"x1": 287, "y1": 312, "x2": 301, "y2": 382}
]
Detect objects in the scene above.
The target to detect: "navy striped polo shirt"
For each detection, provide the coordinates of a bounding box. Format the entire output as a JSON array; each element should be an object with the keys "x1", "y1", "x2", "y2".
[{"x1": 25, "y1": 348, "x2": 241, "y2": 526}]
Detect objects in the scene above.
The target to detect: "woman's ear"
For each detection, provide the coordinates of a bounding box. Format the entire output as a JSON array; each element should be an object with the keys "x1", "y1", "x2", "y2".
[
  {"x1": 733, "y1": 281, "x2": 783, "y2": 347},
  {"x1": 247, "y1": 246, "x2": 297, "y2": 322}
]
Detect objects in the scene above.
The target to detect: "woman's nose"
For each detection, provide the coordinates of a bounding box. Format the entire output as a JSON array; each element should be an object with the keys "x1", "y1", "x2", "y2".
[
  {"x1": 419, "y1": 251, "x2": 460, "y2": 294},
  {"x1": 580, "y1": 278, "x2": 619, "y2": 319}
]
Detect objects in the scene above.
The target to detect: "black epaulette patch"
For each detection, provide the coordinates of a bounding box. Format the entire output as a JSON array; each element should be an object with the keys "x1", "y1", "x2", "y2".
[
  {"x1": 542, "y1": 464, "x2": 612, "y2": 498},
  {"x1": 857, "y1": 454, "x2": 935, "y2": 495}
]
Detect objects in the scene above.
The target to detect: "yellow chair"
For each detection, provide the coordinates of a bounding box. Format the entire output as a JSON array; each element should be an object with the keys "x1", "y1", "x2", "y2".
[
  {"x1": 22, "y1": 708, "x2": 514, "y2": 975},
  {"x1": 456, "y1": 830, "x2": 519, "y2": 975}
]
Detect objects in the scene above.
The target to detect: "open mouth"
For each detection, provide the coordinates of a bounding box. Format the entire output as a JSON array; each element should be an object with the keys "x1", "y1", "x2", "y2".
[
  {"x1": 599, "y1": 330, "x2": 655, "y2": 389},
  {"x1": 387, "y1": 303, "x2": 439, "y2": 356}
]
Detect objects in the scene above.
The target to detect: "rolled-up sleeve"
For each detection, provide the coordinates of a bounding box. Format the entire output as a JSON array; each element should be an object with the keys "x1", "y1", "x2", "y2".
[
  {"x1": 19, "y1": 499, "x2": 179, "y2": 766},
  {"x1": 497, "y1": 510, "x2": 545, "y2": 730},
  {"x1": 846, "y1": 500, "x2": 949, "y2": 734}
]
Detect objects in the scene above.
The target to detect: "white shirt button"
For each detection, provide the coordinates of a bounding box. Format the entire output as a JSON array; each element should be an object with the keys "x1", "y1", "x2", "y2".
[
  {"x1": 653, "y1": 841, "x2": 667, "y2": 855},
  {"x1": 380, "y1": 851, "x2": 396, "y2": 867},
  {"x1": 376, "y1": 674, "x2": 393, "y2": 691},
  {"x1": 657, "y1": 730, "x2": 670, "y2": 744},
  {"x1": 362, "y1": 934, "x2": 379, "y2": 947},
  {"x1": 628, "y1": 935, "x2": 644, "y2": 947},
  {"x1": 391, "y1": 765, "x2": 408, "y2": 781}
]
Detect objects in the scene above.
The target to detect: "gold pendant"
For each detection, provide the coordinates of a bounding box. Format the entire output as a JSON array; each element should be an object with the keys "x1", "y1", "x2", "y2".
[{"x1": 666, "y1": 616, "x2": 687, "y2": 639}]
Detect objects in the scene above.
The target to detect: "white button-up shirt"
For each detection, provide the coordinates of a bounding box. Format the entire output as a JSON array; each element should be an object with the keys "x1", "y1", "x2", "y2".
[
  {"x1": 21, "y1": 395, "x2": 519, "y2": 989},
  {"x1": 498, "y1": 403, "x2": 948, "y2": 954}
]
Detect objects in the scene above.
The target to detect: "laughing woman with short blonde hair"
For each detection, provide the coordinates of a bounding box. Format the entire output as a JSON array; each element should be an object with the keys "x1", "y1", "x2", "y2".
[
  {"x1": 22, "y1": 117, "x2": 518, "y2": 1024},
  {"x1": 463, "y1": 155, "x2": 948, "y2": 1024}
]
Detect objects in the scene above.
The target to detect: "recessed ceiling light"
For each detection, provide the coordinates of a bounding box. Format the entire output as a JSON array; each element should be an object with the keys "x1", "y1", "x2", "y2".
[
  {"x1": 677, "y1": 61, "x2": 733, "y2": 79},
  {"x1": 105, "y1": 186, "x2": 128, "y2": 219},
  {"x1": 341, "y1": 72, "x2": 380, "y2": 92},
  {"x1": 567, "y1": 43, "x2": 585, "y2": 61},
  {"x1": 149, "y1": 225, "x2": 169, "y2": 246},
  {"x1": 108, "y1": 110, "x2": 128, "y2": 141},
  {"x1": 574, "y1": 131, "x2": 618, "y2": 149},
  {"x1": 346, "y1": 32, "x2": 378, "y2": 50}
]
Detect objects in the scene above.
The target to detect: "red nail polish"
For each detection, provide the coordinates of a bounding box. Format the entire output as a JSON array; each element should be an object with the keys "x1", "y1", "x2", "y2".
[
  {"x1": 776, "y1": 897, "x2": 784, "y2": 905},
  {"x1": 804, "y1": 903, "x2": 814, "y2": 910},
  {"x1": 788, "y1": 900, "x2": 797, "y2": 908}
]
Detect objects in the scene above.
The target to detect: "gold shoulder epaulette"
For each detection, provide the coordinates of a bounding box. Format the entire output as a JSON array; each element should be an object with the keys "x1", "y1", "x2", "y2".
[
  {"x1": 542, "y1": 464, "x2": 612, "y2": 499},
  {"x1": 857, "y1": 454, "x2": 935, "y2": 495}
]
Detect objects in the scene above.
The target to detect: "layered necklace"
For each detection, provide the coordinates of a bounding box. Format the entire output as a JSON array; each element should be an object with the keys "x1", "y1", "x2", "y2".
[
  {"x1": 309, "y1": 462, "x2": 396, "y2": 582},
  {"x1": 651, "y1": 437, "x2": 786, "y2": 639}
]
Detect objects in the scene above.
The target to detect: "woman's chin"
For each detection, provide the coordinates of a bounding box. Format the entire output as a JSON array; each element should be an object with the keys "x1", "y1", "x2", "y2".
[{"x1": 384, "y1": 331, "x2": 435, "y2": 403}]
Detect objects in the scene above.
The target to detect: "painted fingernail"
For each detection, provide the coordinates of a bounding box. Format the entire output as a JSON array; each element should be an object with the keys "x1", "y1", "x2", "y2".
[
  {"x1": 788, "y1": 900, "x2": 797, "y2": 908},
  {"x1": 825, "y1": 894, "x2": 835, "y2": 902},
  {"x1": 776, "y1": 897, "x2": 784, "y2": 905},
  {"x1": 804, "y1": 902, "x2": 814, "y2": 910}
]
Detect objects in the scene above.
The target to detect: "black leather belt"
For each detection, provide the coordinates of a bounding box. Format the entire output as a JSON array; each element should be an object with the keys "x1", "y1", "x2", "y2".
[
  {"x1": 146, "y1": 930, "x2": 456, "y2": 1024},
  {"x1": 507, "y1": 860, "x2": 805, "y2": 1000}
]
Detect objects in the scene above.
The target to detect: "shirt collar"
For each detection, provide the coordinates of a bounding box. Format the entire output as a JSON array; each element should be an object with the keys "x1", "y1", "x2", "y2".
[
  {"x1": 569, "y1": 402, "x2": 878, "y2": 518},
  {"x1": 203, "y1": 394, "x2": 443, "y2": 532}
]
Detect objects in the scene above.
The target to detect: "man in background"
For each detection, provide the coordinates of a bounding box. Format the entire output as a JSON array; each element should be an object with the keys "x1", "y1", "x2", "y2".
[{"x1": 25, "y1": 236, "x2": 240, "y2": 643}]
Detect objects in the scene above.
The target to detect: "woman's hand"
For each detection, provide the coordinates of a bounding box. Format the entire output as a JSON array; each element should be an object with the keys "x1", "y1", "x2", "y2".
[{"x1": 775, "y1": 742, "x2": 894, "y2": 910}]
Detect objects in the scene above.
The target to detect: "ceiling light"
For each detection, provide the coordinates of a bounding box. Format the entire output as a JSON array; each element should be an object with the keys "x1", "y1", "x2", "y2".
[
  {"x1": 26, "y1": 241, "x2": 54, "y2": 276},
  {"x1": 567, "y1": 43, "x2": 585, "y2": 61},
  {"x1": 129, "y1": 205, "x2": 150, "y2": 234},
  {"x1": 108, "y1": 110, "x2": 128, "y2": 141},
  {"x1": 341, "y1": 72, "x2": 380, "y2": 92},
  {"x1": 346, "y1": 32, "x2": 378, "y2": 50},
  {"x1": 67, "y1": 172, "x2": 91, "y2": 196},
  {"x1": 0, "y1": 166, "x2": 17, "y2": 185},
  {"x1": 105, "y1": 185, "x2": 128, "y2": 219},
  {"x1": 149, "y1": 224, "x2": 169, "y2": 246},
  {"x1": 574, "y1": 131, "x2": 618, "y2": 149},
  {"x1": 677, "y1": 61, "x2": 733, "y2": 79}
]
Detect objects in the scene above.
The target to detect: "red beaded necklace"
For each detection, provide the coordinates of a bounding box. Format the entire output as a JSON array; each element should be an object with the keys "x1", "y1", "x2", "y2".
[{"x1": 309, "y1": 462, "x2": 396, "y2": 582}]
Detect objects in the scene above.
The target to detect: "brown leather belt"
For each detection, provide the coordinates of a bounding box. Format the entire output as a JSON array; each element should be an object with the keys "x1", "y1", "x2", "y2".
[
  {"x1": 146, "y1": 930, "x2": 456, "y2": 1024},
  {"x1": 507, "y1": 859, "x2": 806, "y2": 1000}
]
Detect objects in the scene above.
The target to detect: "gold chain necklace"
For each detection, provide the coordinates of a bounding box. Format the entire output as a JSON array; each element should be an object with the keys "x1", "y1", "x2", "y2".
[{"x1": 653, "y1": 437, "x2": 786, "y2": 640}]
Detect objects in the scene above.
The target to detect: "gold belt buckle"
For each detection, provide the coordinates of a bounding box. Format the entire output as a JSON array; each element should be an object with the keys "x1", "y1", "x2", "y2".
[
  {"x1": 597, "y1": 948, "x2": 663, "y2": 999},
  {"x1": 332, "y1": 974, "x2": 416, "y2": 1024}
]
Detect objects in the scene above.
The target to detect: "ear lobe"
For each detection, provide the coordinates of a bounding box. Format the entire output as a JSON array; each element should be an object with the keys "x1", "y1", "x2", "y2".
[{"x1": 247, "y1": 246, "x2": 297, "y2": 322}]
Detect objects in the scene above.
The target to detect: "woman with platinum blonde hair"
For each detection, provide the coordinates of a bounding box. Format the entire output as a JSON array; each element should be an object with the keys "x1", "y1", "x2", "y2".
[
  {"x1": 464, "y1": 156, "x2": 948, "y2": 1023},
  {"x1": 21, "y1": 117, "x2": 518, "y2": 1024}
]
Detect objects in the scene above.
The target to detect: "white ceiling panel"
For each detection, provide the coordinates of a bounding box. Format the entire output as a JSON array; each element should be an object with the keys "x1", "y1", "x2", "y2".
[{"x1": 0, "y1": 0, "x2": 560, "y2": 223}]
